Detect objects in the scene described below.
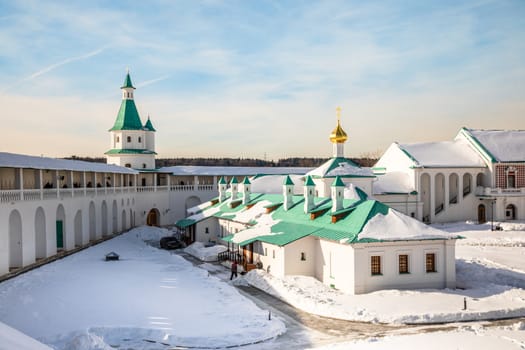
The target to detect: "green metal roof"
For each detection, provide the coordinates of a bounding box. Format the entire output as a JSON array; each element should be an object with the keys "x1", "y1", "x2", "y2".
[
  {"x1": 218, "y1": 176, "x2": 227, "y2": 185},
  {"x1": 305, "y1": 175, "x2": 315, "y2": 186},
  {"x1": 109, "y1": 99, "x2": 144, "y2": 131},
  {"x1": 230, "y1": 177, "x2": 239, "y2": 184},
  {"x1": 121, "y1": 72, "x2": 135, "y2": 89},
  {"x1": 459, "y1": 127, "x2": 497, "y2": 163},
  {"x1": 144, "y1": 117, "x2": 156, "y2": 132},
  {"x1": 104, "y1": 149, "x2": 157, "y2": 155},
  {"x1": 284, "y1": 175, "x2": 294, "y2": 186},
  {"x1": 332, "y1": 176, "x2": 345, "y2": 187},
  {"x1": 175, "y1": 218, "x2": 196, "y2": 228},
  {"x1": 242, "y1": 176, "x2": 251, "y2": 185}
]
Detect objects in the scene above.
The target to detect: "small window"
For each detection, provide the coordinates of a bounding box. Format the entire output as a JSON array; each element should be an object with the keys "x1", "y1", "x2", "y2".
[
  {"x1": 138, "y1": 137, "x2": 142, "y2": 143},
  {"x1": 125, "y1": 163, "x2": 131, "y2": 168},
  {"x1": 272, "y1": 250, "x2": 275, "y2": 259},
  {"x1": 127, "y1": 136, "x2": 131, "y2": 143},
  {"x1": 426, "y1": 253, "x2": 436, "y2": 273},
  {"x1": 205, "y1": 227, "x2": 209, "y2": 234},
  {"x1": 264, "y1": 248, "x2": 267, "y2": 256},
  {"x1": 371, "y1": 256, "x2": 381, "y2": 275},
  {"x1": 142, "y1": 163, "x2": 146, "y2": 169},
  {"x1": 301, "y1": 252, "x2": 306, "y2": 261},
  {"x1": 399, "y1": 254, "x2": 409, "y2": 274},
  {"x1": 116, "y1": 136, "x2": 120, "y2": 143}
]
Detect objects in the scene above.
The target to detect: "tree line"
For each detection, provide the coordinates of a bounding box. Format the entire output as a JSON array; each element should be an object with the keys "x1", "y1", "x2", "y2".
[{"x1": 64, "y1": 156, "x2": 378, "y2": 168}]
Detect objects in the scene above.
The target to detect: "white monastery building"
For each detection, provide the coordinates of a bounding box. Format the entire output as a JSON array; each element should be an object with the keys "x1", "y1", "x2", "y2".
[{"x1": 0, "y1": 71, "x2": 523, "y2": 293}]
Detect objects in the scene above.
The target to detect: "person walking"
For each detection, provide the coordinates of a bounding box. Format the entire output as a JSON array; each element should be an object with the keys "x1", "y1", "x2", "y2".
[{"x1": 230, "y1": 260, "x2": 238, "y2": 280}]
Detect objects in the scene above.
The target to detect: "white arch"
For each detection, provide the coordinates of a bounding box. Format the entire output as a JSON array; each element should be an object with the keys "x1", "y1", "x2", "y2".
[
  {"x1": 449, "y1": 173, "x2": 459, "y2": 204},
  {"x1": 9, "y1": 210, "x2": 23, "y2": 269},
  {"x1": 34, "y1": 207, "x2": 46, "y2": 259},
  {"x1": 434, "y1": 173, "x2": 445, "y2": 215},
  {"x1": 89, "y1": 201, "x2": 96, "y2": 241},
  {"x1": 122, "y1": 210, "x2": 127, "y2": 231},
  {"x1": 56, "y1": 204, "x2": 66, "y2": 250},
  {"x1": 74, "y1": 210, "x2": 83, "y2": 247},
  {"x1": 420, "y1": 173, "x2": 431, "y2": 222},
  {"x1": 101, "y1": 200, "x2": 108, "y2": 237},
  {"x1": 112, "y1": 200, "x2": 118, "y2": 233}
]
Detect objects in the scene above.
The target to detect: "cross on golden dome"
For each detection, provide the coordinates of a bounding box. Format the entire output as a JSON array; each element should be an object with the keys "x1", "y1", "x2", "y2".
[{"x1": 329, "y1": 107, "x2": 348, "y2": 144}]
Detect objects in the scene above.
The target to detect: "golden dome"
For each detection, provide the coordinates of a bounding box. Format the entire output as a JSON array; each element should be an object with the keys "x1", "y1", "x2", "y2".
[{"x1": 329, "y1": 107, "x2": 348, "y2": 143}]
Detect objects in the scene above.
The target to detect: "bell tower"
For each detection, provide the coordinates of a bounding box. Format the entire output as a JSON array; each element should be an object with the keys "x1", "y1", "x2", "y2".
[{"x1": 105, "y1": 71, "x2": 157, "y2": 169}]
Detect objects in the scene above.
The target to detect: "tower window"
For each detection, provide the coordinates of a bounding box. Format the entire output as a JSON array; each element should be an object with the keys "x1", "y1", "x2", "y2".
[
  {"x1": 142, "y1": 163, "x2": 147, "y2": 169},
  {"x1": 138, "y1": 137, "x2": 142, "y2": 143},
  {"x1": 125, "y1": 163, "x2": 131, "y2": 168},
  {"x1": 116, "y1": 136, "x2": 120, "y2": 143},
  {"x1": 127, "y1": 136, "x2": 131, "y2": 143}
]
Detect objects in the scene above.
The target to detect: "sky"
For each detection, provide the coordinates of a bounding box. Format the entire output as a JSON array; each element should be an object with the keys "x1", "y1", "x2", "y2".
[{"x1": 0, "y1": 0, "x2": 523, "y2": 160}]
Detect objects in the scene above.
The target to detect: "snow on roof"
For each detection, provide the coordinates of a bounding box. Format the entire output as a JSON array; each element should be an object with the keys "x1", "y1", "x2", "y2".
[
  {"x1": 250, "y1": 174, "x2": 304, "y2": 195},
  {"x1": 306, "y1": 158, "x2": 374, "y2": 178},
  {"x1": 159, "y1": 166, "x2": 312, "y2": 176},
  {"x1": 373, "y1": 171, "x2": 415, "y2": 195},
  {"x1": 0, "y1": 152, "x2": 138, "y2": 174},
  {"x1": 465, "y1": 128, "x2": 525, "y2": 162},
  {"x1": 359, "y1": 209, "x2": 458, "y2": 241},
  {"x1": 0, "y1": 321, "x2": 52, "y2": 350},
  {"x1": 231, "y1": 214, "x2": 281, "y2": 244},
  {"x1": 399, "y1": 139, "x2": 485, "y2": 168}
]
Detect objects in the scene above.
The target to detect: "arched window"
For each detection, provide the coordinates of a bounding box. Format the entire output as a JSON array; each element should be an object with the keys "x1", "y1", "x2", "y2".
[
  {"x1": 127, "y1": 136, "x2": 131, "y2": 143},
  {"x1": 138, "y1": 137, "x2": 142, "y2": 143},
  {"x1": 125, "y1": 163, "x2": 131, "y2": 168},
  {"x1": 142, "y1": 163, "x2": 147, "y2": 169},
  {"x1": 116, "y1": 136, "x2": 120, "y2": 143}
]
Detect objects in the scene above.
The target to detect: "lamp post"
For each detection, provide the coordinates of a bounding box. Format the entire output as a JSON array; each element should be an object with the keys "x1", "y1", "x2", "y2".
[{"x1": 491, "y1": 198, "x2": 497, "y2": 231}]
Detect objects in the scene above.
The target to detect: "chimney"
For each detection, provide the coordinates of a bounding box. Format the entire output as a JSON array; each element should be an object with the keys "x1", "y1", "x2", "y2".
[
  {"x1": 303, "y1": 175, "x2": 315, "y2": 213},
  {"x1": 283, "y1": 175, "x2": 294, "y2": 211},
  {"x1": 331, "y1": 176, "x2": 345, "y2": 212}
]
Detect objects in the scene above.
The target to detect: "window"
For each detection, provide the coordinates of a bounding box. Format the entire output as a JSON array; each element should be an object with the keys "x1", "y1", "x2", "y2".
[
  {"x1": 272, "y1": 250, "x2": 275, "y2": 259},
  {"x1": 142, "y1": 164, "x2": 146, "y2": 169},
  {"x1": 125, "y1": 163, "x2": 131, "y2": 168},
  {"x1": 205, "y1": 227, "x2": 209, "y2": 234},
  {"x1": 426, "y1": 253, "x2": 436, "y2": 273},
  {"x1": 371, "y1": 256, "x2": 381, "y2": 275},
  {"x1": 301, "y1": 252, "x2": 306, "y2": 261},
  {"x1": 264, "y1": 248, "x2": 267, "y2": 256},
  {"x1": 116, "y1": 136, "x2": 120, "y2": 143},
  {"x1": 399, "y1": 254, "x2": 409, "y2": 274},
  {"x1": 138, "y1": 137, "x2": 142, "y2": 143},
  {"x1": 127, "y1": 136, "x2": 131, "y2": 143}
]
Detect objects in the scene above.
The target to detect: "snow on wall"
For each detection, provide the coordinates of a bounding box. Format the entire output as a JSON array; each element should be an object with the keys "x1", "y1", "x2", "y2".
[{"x1": 0, "y1": 152, "x2": 138, "y2": 174}]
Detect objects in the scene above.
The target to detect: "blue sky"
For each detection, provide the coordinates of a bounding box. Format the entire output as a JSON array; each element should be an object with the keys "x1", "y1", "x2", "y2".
[{"x1": 0, "y1": 0, "x2": 524, "y2": 159}]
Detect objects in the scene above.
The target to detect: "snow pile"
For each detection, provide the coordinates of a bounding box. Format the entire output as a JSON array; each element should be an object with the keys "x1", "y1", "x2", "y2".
[
  {"x1": 231, "y1": 214, "x2": 281, "y2": 244},
  {"x1": 309, "y1": 322, "x2": 525, "y2": 349},
  {"x1": 0, "y1": 321, "x2": 52, "y2": 350},
  {"x1": 250, "y1": 174, "x2": 305, "y2": 194},
  {"x1": 184, "y1": 242, "x2": 227, "y2": 262},
  {"x1": 0, "y1": 226, "x2": 285, "y2": 349},
  {"x1": 360, "y1": 209, "x2": 458, "y2": 241},
  {"x1": 232, "y1": 200, "x2": 272, "y2": 223},
  {"x1": 242, "y1": 268, "x2": 525, "y2": 324}
]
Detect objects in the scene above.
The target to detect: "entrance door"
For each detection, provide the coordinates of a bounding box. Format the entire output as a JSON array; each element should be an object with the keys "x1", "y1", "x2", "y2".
[
  {"x1": 146, "y1": 209, "x2": 158, "y2": 226},
  {"x1": 478, "y1": 204, "x2": 486, "y2": 223},
  {"x1": 243, "y1": 243, "x2": 254, "y2": 264},
  {"x1": 56, "y1": 220, "x2": 64, "y2": 249}
]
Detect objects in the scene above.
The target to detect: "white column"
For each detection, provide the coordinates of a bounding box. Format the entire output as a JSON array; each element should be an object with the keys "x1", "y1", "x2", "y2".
[
  {"x1": 154, "y1": 173, "x2": 158, "y2": 192},
  {"x1": 194, "y1": 175, "x2": 198, "y2": 191},
  {"x1": 39, "y1": 169, "x2": 44, "y2": 200},
  {"x1": 458, "y1": 174, "x2": 463, "y2": 205},
  {"x1": 444, "y1": 174, "x2": 449, "y2": 211},
  {"x1": 430, "y1": 173, "x2": 435, "y2": 223},
  {"x1": 83, "y1": 172, "x2": 87, "y2": 196},
  {"x1": 19, "y1": 168, "x2": 24, "y2": 200}
]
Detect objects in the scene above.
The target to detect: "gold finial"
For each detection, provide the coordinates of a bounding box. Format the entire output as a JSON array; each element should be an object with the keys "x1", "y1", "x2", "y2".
[{"x1": 329, "y1": 106, "x2": 348, "y2": 144}]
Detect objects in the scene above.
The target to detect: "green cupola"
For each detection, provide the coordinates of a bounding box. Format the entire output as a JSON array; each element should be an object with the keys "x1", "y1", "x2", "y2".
[{"x1": 109, "y1": 72, "x2": 143, "y2": 131}]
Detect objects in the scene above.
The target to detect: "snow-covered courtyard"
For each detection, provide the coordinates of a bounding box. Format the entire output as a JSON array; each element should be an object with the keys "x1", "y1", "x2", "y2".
[{"x1": 1, "y1": 221, "x2": 525, "y2": 349}]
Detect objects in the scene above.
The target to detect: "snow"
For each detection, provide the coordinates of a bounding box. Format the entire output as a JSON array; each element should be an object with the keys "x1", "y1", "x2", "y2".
[
  {"x1": 0, "y1": 321, "x2": 52, "y2": 350},
  {"x1": 0, "y1": 226, "x2": 285, "y2": 349},
  {"x1": 240, "y1": 221, "x2": 525, "y2": 325},
  {"x1": 184, "y1": 242, "x2": 227, "y2": 261},
  {"x1": 343, "y1": 183, "x2": 365, "y2": 200},
  {"x1": 250, "y1": 174, "x2": 305, "y2": 194},
  {"x1": 359, "y1": 209, "x2": 458, "y2": 241},
  {"x1": 307, "y1": 158, "x2": 374, "y2": 178},
  {"x1": 399, "y1": 139, "x2": 486, "y2": 167},
  {"x1": 0, "y1": 152, "x2": 138, "y2": 174},
  {"x1": 231, "y1": 214, "x2": 281, "y2": 244},
  {"x1": 373, "y1": 171, "x2": 414, "y2": 194},
  {"x1": 159, "y1": 165, "x2": 312, "y2": 176},
  {"x1": 466, "y1": 128, "x2": 525, "y2": 162},
  {"x1": 309, "y1": 322, "x2": 525, "y2": 350}
]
